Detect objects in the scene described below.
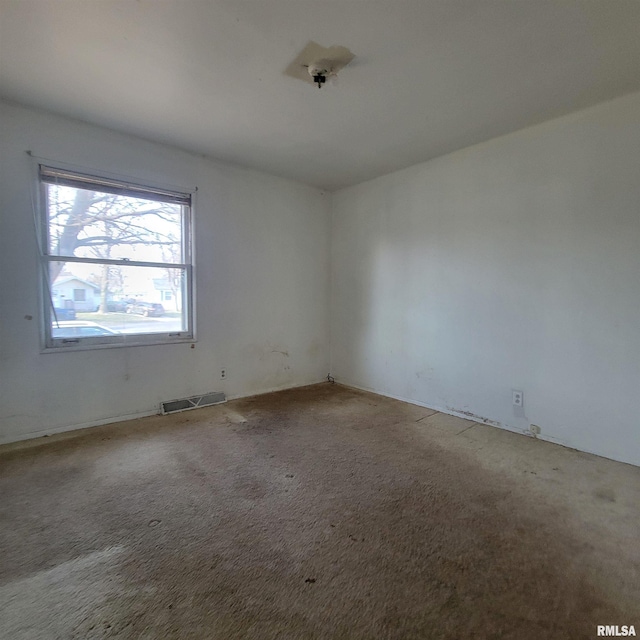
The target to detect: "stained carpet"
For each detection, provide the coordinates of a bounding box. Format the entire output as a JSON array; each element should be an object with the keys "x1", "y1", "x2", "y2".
[{"x1": 1, "y1": 383, "x2": 639, "y2": 639}]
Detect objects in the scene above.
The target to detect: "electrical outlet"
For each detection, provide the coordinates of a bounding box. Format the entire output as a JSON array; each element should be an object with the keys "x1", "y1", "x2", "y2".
[
  {"x1": 512, "y1": 390, "x2": 523, "y2": 407},
  {"x1": 220, "y1": 368, "x2": 227, "y2": 380}
]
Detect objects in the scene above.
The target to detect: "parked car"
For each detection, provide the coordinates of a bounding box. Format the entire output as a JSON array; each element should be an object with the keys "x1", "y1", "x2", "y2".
[
  {"x1": 52, "y1": 321, "x2": 119, "y2": 338},
  {"x1": 52, "y1": 307, "x2": 76, "y2": 320},
  {"x1": 106, "y1": 298, "x2": 133, "y2": 312},
  {"x1": 126, "y1": 301, "x2": 165, "y2": 317}
]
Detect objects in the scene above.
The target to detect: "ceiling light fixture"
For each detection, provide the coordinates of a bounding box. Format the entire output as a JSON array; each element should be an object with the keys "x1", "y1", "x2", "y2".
[{"x1": 285, "y1": 41, "x2": 355, "y2": 89}]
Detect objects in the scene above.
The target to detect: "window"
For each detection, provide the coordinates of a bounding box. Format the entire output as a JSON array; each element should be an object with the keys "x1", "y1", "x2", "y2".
[
  {"x1": 163, "y1": 291, "x2": 173, "y2": 301},
  {"x1": 40, "y1": 164, "x2": 193, "y2": 349}
]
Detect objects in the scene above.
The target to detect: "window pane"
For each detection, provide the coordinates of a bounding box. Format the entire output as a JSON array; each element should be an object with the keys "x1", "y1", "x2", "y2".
[
  {"x1": 49, "y1": 262, "x2": 189, "y2": 338},
  {"x1": 46, "y1": 183, "x2": 184, "y2": 263}
]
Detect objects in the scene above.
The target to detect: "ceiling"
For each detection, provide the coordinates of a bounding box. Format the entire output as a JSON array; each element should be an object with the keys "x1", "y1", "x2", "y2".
[{"x1": 1, "y1": 1, "x2": 640, "y2": 191}]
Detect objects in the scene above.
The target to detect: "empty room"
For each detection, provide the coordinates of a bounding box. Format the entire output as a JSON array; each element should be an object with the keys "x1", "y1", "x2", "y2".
[{"x1": 1, "y1": 1, "x2": 639, "y2": 638}]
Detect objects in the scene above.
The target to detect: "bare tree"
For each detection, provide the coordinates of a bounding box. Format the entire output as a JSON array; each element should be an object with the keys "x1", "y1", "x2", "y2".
[{"x1": 47, "y1": 186, "x2": 181, "y2": 310}]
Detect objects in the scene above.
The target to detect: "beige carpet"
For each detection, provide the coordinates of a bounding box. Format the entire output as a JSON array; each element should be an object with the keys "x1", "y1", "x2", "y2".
[{"x1": 1, "y1": 383, "x2": 638, "y2": 639}]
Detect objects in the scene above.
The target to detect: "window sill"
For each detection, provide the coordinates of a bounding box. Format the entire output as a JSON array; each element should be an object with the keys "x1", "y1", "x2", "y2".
[{"x1": 41, "y1": 335, "x2": 196, "y2": 353}]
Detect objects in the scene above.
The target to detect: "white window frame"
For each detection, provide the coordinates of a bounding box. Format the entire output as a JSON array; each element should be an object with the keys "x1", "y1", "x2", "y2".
[{"x1": 38, "y1": 162, "x2": 195, "y2": 351}]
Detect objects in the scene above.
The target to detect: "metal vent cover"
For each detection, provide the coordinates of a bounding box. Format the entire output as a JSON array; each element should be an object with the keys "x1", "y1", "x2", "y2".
[{"x1": 161, "y1": 391, "x2": 226, "y2": 415}]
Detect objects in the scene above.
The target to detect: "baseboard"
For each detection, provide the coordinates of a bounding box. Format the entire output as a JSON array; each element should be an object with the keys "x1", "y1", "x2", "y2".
[
  {"x1": 0, "y1": 377, "x2": 329, "y2": 449},
  {"x1": 0, "y1": 409, "x2": 159, "y2": 448},
  {"x1": 225, "y1": 377, "x2": 329, "y2": 402},
  {"x1": 333, "y1": 378, "x2": 638, "y2": 468}
]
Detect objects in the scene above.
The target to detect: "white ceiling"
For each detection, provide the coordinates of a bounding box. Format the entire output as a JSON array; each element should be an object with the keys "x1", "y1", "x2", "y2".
[{"x1": 2, "y1": 1, "x2": 640, "y2": 191}]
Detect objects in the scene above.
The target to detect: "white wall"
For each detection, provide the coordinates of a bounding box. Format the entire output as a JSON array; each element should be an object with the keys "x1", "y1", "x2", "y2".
[
  {"x1": 0, "y1": 101, "x2": 331, "y2": 443},
  {"x1": 331, "y1": 91, "x2": 640, "y2": 467},
  {"x1": 3, "y1": 93, "x2": 639, "y2": 467}
]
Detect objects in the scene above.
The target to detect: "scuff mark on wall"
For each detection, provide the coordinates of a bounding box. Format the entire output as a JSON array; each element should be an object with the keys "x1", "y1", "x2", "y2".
[
  {"x1": 242, "y1": 342, "x2": 296, "y2": 391},
  {"x1": 244, "y1": 343, "x2": 290, "y2": 363},
  {"x1": 448, "y1": 408, "x2": 502, "y2": 429}
]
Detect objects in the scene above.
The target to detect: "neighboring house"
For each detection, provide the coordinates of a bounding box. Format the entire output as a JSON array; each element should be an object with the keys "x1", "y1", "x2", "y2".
[
  {"x1": 52, "y1": 276, "x2": 100, "y2": 312},
  {"x1": 151, "y1": 278, "x2": 181, "y2": 311}
]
